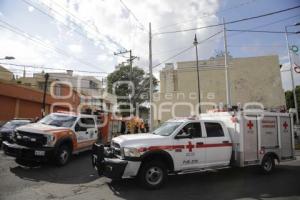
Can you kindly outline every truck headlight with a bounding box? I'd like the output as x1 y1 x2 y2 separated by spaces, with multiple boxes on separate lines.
45 135 56 146
10 131 17 142
123 147 141 158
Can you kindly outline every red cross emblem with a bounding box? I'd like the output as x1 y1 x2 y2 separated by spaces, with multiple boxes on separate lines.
283 122 288 129
186 141 195 152
247 121 254 129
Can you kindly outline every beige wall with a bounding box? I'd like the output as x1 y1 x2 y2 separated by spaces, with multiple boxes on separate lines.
0 66 13 81
153 55 286 125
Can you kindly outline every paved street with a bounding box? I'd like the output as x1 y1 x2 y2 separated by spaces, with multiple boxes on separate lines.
0 150 299 200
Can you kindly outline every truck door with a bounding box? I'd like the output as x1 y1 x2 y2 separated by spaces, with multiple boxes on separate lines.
74 117 98 148
173 122 206 170
204 122 232 166
260 116 278 149
243 117 259 163
280 117 293 159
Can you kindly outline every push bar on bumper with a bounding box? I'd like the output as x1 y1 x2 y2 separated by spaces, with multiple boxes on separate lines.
92 143 129 179
92 143 105 176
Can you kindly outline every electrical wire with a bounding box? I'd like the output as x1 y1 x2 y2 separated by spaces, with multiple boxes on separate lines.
0 20 108 74
227 29 297 34
156 0 258 30
21 0 124 52
119 0 146 31
153 30 222 69
0 62 108 74
154 5 300 35
132 31 223 101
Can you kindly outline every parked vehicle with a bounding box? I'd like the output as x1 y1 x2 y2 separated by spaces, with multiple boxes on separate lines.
0 119 32 146
3 112 98 166
92 111 295 189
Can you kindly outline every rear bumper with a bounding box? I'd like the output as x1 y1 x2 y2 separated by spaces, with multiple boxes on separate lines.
92 143 141 179
2 141 55 162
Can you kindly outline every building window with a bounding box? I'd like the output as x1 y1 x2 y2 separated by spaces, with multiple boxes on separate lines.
89 81 98 89
54 84 61 96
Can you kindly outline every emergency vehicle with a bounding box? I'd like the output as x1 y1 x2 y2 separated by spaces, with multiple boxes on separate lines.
3 112 98 166
92 111 295 189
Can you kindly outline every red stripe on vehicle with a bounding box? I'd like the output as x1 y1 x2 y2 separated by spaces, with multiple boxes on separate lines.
139 143 232 152
196 143 233 148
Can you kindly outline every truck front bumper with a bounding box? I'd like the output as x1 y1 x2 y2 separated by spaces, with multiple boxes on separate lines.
2 141 54 162
92 143 141 179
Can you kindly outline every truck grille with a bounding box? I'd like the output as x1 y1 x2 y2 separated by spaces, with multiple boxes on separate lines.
111 142 121 156
15 131 47 148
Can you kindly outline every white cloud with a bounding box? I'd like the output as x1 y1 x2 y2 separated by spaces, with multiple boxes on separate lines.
97 54 112 62
40 0 221 72
68 44 82 53
28 6 35 12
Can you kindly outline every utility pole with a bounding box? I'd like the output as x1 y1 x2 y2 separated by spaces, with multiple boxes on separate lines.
42 73 49 117
285 25 299 124
193 34 201 114
114 49 138 115
223 17 231 109
149 22 153 132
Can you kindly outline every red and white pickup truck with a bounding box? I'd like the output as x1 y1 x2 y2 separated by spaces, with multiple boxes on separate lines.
92 111 295 189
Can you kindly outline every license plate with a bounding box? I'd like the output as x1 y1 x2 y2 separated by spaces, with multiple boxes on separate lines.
35 150 45 156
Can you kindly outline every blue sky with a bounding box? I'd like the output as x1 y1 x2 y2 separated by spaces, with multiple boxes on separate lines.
0 0 299 90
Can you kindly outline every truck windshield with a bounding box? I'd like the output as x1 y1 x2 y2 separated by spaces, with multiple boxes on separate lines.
152 122 182 136
39 114 77 128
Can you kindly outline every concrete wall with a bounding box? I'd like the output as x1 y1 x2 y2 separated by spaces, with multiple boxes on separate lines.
154 55 286 125
0 66 13 81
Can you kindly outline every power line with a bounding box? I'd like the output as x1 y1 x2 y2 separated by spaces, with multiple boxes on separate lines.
153 31 223 69
132 31 223 102
227 29 298 34
46 0 126 51
1 81 106 91
154 5 300 35
21 0 124 52
156 0 258 30
227 13 300 38
228 44 286 47
152 46 194 69
0 20 108 73
0 62 108 74
119 0 146 31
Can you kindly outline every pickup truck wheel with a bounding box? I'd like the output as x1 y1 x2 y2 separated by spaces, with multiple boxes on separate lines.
138 161 167 189
55 145 71 166
260 156 275 174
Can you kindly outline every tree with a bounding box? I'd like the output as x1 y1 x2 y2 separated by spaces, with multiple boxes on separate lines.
285 90 294 110
285 86 300 115
209 50 232 60
107 65 158 116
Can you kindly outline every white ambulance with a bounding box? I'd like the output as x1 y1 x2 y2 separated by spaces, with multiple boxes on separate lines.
92 111 295 189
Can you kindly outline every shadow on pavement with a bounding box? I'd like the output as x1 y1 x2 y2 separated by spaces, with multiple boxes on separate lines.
9 151 98 184
107 165 300 200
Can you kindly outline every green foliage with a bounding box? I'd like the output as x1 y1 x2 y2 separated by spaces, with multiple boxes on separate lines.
107 65 158 116
285 86 300 114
